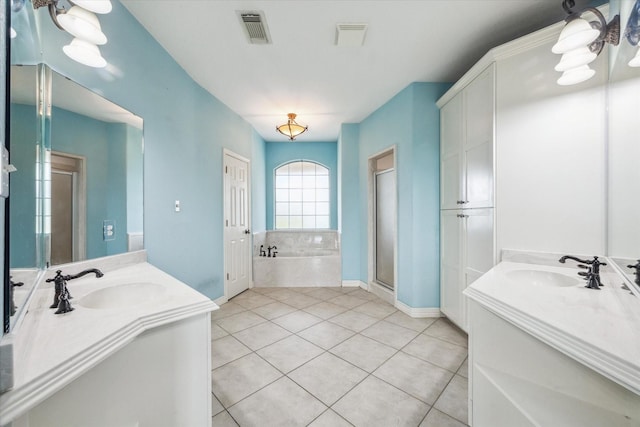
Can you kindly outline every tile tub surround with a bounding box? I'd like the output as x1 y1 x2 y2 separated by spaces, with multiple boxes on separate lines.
212 287 469 426
0 252 218 423
253 231 341 287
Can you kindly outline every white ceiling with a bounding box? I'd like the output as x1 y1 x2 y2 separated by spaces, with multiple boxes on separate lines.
120 0 570 142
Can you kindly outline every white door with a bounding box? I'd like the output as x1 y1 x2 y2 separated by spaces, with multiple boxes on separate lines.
224 152 251 299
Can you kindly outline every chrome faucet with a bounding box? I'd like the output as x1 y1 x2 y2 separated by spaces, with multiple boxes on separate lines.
259 245 267 257
46 268 104 314
627 260 640 285
559 255 607 290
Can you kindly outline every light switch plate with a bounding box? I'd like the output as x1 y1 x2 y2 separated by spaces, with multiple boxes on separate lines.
103 220 116 241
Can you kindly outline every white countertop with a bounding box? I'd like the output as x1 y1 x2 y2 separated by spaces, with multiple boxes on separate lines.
465 259 640 395
0 254 218 423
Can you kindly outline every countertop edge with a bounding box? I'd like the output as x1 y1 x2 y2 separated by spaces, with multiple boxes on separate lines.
465 286 640 395
0 299 217 423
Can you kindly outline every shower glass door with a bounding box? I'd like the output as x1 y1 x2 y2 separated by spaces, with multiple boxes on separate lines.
375 169 395 289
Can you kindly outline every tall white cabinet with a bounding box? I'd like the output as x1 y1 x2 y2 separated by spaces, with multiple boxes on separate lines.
439 64 495 332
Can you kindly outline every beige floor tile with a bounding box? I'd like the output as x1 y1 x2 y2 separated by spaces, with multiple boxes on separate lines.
211 302 247 321
457 357 468 378
251 287 280 294
333 376 430 427
352 301 397 319
374 352 454 404
303 301 349 319
295 286 323 294
232 322 291 351
434 375 469 424
279 293 323 309
211 323 229 340
424 318 468 348
216 311 267 334
329 310 379 332
228 377 326 426
361 320 419 349
289 352 367 405
231 293 277 309
420 408 468 427
267 288 303 301
251 301 297 320
211 336 252 369
348 288 381 301
271 310 322 333
385 311 437 332
330 334 396 373
257 335 324 373
308 409 353 427
305 288 343 301
211 353 282 407
328 294 369 309
297 321 355 350
212 410 239 426
212 393 224 416
403 334 467 372
336 286 359 294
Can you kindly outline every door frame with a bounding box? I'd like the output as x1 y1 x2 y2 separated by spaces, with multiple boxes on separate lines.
50 151 86 263
222 148 252 303
367 145 398 306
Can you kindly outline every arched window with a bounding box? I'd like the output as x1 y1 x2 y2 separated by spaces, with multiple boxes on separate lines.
275 161 330 229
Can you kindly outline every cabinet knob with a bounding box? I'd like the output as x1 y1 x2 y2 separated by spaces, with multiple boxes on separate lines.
457 214 468 218
456 200 469 204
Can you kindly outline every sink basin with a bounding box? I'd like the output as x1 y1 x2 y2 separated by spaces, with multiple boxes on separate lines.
79 283 167 309
506 270 580 287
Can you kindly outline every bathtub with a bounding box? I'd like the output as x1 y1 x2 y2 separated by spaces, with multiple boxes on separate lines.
252 231 341 287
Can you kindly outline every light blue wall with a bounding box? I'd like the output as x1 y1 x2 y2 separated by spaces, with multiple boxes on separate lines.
343 82 451 308
32 2 266 300
9 103 37 268
338 124 360 280
265 141 338 230
251 130 267 233
51 107 128 259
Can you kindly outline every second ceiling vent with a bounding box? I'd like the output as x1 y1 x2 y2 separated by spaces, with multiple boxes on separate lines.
237 11 272 44
335 23 368 47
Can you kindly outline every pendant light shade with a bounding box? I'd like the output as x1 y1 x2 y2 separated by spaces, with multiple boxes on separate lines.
276 113 308 141
63 38 107 68
58 6 107 45
552 18 600 54
554 46 597 71
72 0 112 14
557 65 596 86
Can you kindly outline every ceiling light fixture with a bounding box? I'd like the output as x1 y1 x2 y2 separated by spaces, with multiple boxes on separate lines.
625 0 640 67
276 113 308 141
552 0 619 85
32 0 111 68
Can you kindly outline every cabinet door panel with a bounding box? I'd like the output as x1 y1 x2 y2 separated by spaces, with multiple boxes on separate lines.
441 211 463 326
464 140 493 208
441 93 463 209
465 208 495 277
465 65 494 148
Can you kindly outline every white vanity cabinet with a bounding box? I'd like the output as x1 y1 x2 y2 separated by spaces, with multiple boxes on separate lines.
439 64 495 331
440 64 494 210
441 209 494 331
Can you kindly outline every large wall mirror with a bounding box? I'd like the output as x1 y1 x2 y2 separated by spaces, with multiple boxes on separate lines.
608 0 640 283
9 63 144 330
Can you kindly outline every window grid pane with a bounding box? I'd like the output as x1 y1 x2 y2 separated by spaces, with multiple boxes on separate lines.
274 161 330 229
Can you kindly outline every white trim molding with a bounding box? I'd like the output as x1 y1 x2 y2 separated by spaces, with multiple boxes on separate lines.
342 280 365 288
395 300 443 318
213 295 228 306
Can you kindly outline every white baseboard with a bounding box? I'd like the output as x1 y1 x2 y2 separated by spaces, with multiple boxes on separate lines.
369 281 394 305
395 300 443 318
213 295 228 306
342 280 366 288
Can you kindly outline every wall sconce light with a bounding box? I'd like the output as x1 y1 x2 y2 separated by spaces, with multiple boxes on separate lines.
32 0 112 68
552 0 620 85
276 113 308 141
625 0 640 67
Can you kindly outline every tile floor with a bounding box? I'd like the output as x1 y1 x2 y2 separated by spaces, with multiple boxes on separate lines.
211 286 469 427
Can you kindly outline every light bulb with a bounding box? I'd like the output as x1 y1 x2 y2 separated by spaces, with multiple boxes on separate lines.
552 18 600 54
555 46 597 72
63 38 107 68
557 65 596 86
71 0 112 14
629 48 640 68
58 6 107 45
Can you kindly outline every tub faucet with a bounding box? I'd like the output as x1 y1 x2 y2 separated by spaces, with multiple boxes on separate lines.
272 248 278 258
627 260 640 285
259 245 266 257
9 276 24 316
559 255 606 289
46 268 104 314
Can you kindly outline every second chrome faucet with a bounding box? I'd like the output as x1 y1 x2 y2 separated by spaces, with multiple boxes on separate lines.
559 255 607 290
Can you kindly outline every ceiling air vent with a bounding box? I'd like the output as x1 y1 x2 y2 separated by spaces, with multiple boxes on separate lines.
237 11 272 44
335 23 368 47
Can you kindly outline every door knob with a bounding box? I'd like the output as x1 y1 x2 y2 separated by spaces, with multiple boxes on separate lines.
244 229 251 234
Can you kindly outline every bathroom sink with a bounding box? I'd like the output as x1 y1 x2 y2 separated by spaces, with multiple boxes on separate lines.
505 270 580 287
79 282 167 309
